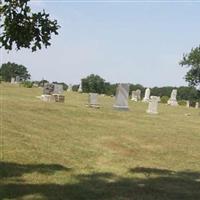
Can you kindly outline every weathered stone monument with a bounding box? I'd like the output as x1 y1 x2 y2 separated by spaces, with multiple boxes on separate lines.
43 83 54 95
52 84 65 102
41 83 64 103
143 88 151 102
53 84 63 94
167 89 178 106
195 102 199 109
78 83 82 93
113 83 129 110
147 96 159 114
87 93 100 108
67 84 72 92
131 89 141 101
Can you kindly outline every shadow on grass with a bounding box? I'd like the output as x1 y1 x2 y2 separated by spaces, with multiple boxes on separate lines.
0 161 71 179
1 163 200 200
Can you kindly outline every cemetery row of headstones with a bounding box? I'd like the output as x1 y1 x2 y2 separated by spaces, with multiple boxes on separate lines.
39 83 199 113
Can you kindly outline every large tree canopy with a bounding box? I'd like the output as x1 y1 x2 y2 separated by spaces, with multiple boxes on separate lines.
180 46 200 88
0 0 60 51
0 62 30 81
82 74 107 94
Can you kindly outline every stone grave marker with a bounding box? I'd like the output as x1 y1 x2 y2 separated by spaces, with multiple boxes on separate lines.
167 89 178 106
113 83 129 110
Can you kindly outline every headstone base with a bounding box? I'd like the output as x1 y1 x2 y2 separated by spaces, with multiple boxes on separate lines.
86 104 100 109
40 95 55 102
142 98 150 103
52 94 65 103
167 100 178 106
113 105 129 111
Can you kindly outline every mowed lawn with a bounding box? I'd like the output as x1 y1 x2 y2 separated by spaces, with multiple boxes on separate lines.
1 83 200 200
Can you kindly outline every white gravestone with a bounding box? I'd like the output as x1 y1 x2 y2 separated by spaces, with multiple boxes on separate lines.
67 84 72 92
195 102 199 109
113 83 129 110
131 91 138 101
143 88 151 102
186 101 190 108
11 77 15 84
167 89 178 106
150 96 160 102
88 93 100 108
40 95 55 102
78 84 82 93
147 96 159 114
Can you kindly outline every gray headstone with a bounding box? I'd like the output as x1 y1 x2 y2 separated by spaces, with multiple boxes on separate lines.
53 84 63 94
113 83 129 110
136 89 141 101
15 76 20 83
88 93 99 107
167 89 178 106
147 96 159 114
143 88 151 102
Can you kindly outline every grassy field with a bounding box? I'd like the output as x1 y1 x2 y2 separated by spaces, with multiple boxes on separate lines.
1 83 200 200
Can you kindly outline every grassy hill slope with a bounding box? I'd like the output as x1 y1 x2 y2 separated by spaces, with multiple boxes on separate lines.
1 83 200 200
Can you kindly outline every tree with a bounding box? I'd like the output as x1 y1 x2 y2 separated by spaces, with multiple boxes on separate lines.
82 74 106 94
0 62 30 82
0 0 60 51
180 46 200 88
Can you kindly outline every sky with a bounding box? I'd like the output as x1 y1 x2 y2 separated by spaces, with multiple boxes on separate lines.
1 0 200 87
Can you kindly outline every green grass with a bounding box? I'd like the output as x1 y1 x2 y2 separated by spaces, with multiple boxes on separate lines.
1 83 200 200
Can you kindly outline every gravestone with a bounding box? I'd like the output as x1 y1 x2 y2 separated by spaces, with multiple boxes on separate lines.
136 89 141 101
195 102 199 109
67 84 72 92
43 83 54 95
131 91 138 101
143 88 151 102
186 101 190 108
53 84 63 94
113 83 129 110
151 96 160 102
167 89 178 106
147 96 159 114
88 93 100 108
15 76 21 83
78 84 82 93
11 77 15 84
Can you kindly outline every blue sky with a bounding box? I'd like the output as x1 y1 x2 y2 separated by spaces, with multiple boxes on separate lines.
2 0 200 87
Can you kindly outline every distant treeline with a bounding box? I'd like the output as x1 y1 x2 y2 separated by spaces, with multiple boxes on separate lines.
46 74 200 101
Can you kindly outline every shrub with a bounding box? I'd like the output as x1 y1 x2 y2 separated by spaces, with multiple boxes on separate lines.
178 100 187 106
22 81 33 88
160 96 169 104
